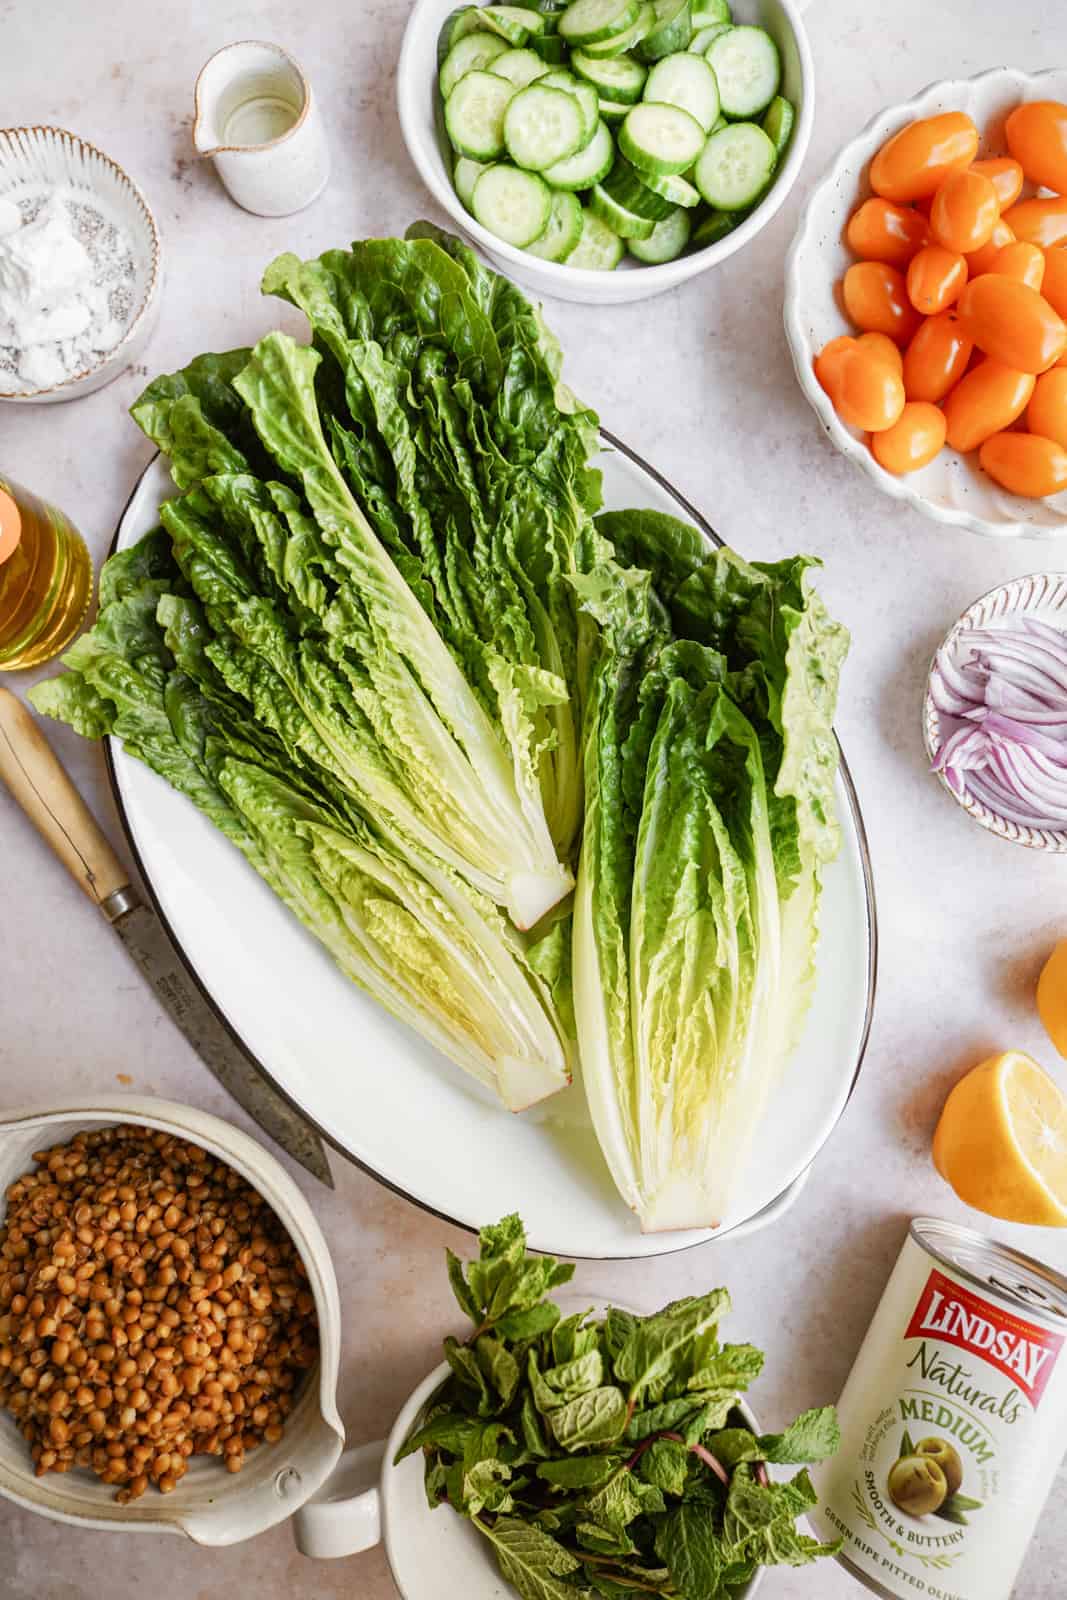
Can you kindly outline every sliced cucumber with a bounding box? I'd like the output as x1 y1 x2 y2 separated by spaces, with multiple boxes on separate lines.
690 0 730 24
504 83 586 169
531 32 569 61
693 120 775 207
491 47 551 87
571 49 647 101
708 113 727 134
440 32 510 98
542 117 615 186
600 156 675 219
590 182 656 237
634 0 693 62
690 205 740 248
539 70 600 143
559 0 640 43
598 97 633 123
526 187 585 258
445 70 516 159
706 24 779 117
689 21 731 50
472 163 552 244
640 166 701 205
578 1 655 56
628 204 691 260
643 50 719 131
618 101 705 175
453 155 492 209
438 7 485 66
566 207 625 267
480 5 548 43
762 93 795 158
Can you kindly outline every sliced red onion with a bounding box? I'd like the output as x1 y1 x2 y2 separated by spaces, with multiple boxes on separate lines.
982 714 1067 757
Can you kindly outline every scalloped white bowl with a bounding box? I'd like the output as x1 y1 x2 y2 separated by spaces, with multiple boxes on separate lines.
785 67 1067 539
923 572 1067 851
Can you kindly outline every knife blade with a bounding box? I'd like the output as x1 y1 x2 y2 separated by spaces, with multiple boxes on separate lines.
0 686 333 1188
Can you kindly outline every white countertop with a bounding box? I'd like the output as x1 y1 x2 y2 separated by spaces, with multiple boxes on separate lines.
3 0 1067 1595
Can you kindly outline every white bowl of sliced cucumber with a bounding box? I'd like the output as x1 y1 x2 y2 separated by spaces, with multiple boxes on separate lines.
398 0 815 303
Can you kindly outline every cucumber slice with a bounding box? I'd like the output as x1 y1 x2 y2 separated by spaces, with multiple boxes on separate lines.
600 156 675 219
709 113 727 133
690 205 740 248
566 207 625 267
559 0 640 44
618 101 705 175
762 93 795 158
453 155 492 209
480 5 548 43
571 49 647 102
634 0 693 62
639 166 701 205
643 50 720 131
689 21 731 50
531 32 569 61
690 0 729 24
628 204 692 261
542 118 615 186
504 83 586 169
440 32 510 98
590 182 656 237
472 163 552 244
598 97 633 124
578 1 655 56
445 70 516 159
539 70 600 143
438 7 485 66
491 47 551 87
526 187 585 258
706 24 780 117
693 120 776 207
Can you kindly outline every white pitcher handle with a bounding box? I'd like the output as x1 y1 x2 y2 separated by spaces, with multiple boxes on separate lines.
292 1439 386 1559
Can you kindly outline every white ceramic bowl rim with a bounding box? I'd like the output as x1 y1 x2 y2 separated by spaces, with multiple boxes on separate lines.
397 0 816 298
0 126 162 400
784 66 1067 540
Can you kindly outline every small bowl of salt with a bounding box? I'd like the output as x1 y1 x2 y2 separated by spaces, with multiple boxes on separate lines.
0 127 161 403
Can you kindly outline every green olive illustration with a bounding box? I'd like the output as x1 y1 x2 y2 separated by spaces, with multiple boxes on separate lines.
916 1437 963 1498
887 1454 948 1517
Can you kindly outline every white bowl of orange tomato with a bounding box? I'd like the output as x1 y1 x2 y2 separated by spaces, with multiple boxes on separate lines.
785 68 1067 539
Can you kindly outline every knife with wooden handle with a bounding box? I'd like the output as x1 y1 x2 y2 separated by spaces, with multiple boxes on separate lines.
0 687 333 1187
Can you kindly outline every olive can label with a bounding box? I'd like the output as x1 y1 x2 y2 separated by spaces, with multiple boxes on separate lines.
812 1228 1067 1600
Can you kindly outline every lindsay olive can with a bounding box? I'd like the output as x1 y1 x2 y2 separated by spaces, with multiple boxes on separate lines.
811 1217 1067 1600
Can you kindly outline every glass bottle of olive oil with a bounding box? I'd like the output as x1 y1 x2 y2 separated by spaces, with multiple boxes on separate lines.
0 474 92 669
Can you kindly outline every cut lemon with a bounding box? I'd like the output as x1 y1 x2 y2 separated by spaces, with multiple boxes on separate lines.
932 1051 1067 1227
1037 939 1067 1059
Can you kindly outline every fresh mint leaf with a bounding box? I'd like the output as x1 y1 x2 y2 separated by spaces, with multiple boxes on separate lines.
552 1310 598 1365
578 1521 637 1558
656 1501 724 1598
543 1349 604 1403
548 1387 628 1450
537 1455 625 1492
722 1466 819 1555
637 1438 690 1497
521 1392 551 1460
688 1343 765 1395
603 1306 639 1364
705 1429 763 1470
615 1293 731 1402
479 1515 583 1600
394 1411 512 1465
476 1335 521 1408
584 1471 645 1537
626 1398 708 1442
496 1302 562 1343
758 1406 840 1465
447 1247 480 1324
444 1336 495 1416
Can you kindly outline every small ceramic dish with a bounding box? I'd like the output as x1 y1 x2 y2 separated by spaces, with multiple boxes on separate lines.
397 0 815 306
923 572 1067 851
0 127 162 403
785 66 1067 539
0 1097 345 1544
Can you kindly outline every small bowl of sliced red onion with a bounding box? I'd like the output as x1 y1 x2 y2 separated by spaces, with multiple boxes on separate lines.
924 573 1067 852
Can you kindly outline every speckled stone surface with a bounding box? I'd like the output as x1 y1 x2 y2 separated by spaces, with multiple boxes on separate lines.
3 0 1067 1594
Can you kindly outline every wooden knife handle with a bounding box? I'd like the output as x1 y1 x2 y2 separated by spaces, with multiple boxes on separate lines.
0 687 131 914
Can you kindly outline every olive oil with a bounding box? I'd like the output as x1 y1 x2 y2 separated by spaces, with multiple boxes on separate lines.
0 475 92 669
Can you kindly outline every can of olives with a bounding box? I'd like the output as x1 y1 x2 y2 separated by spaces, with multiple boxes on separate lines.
811 1217 1067 1600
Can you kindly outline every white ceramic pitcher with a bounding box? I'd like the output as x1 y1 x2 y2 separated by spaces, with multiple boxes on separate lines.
193 41 330 216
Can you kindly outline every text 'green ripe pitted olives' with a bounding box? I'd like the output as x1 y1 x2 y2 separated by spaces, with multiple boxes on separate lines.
916 1437 964 1498
887 1454 948 1517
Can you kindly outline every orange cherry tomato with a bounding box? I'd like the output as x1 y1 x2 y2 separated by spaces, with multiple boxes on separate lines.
821 343 906 432
814 335 857 396
988 241 1046 290
870 402 947 475
969 157 1025 211
1040 246 1067 319
943 359 1036 452
843 261 922 343
902 309 973 402
978 431 1067 498
1002 197 1067 249
966 218 1016 275
1005 100 1067 196
906 245 968 314
929 170 1000 254
957 275 1067 373
857 331 904 373
845 198 930 265
869 113 979 203
1027 368 1067 448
